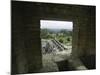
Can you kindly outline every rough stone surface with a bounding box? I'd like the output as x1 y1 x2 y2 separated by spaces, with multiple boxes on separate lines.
12 1 95 74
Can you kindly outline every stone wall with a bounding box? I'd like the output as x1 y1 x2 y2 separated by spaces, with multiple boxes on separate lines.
12 1 95 74
12 1 42 74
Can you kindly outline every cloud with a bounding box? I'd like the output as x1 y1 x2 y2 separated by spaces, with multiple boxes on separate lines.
40 20 73 30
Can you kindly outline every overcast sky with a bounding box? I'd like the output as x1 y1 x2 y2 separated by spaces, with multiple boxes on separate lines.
40 20 73 30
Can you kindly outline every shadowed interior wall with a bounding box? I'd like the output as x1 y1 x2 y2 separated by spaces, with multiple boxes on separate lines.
12 1 42 74
12 1 95 74
36 2 95 57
